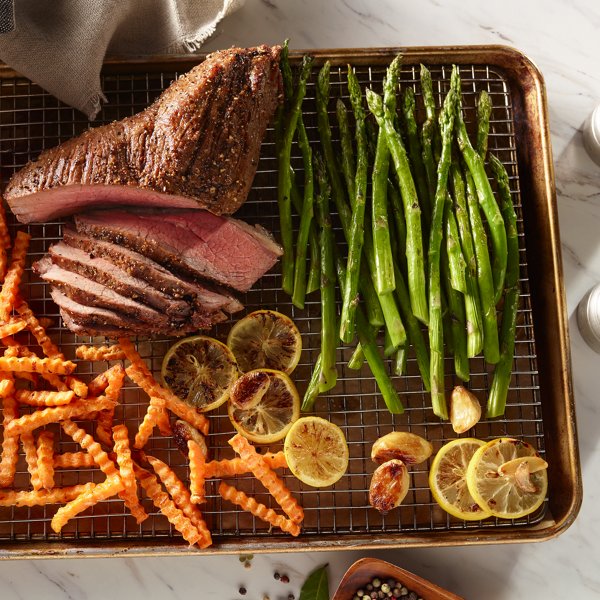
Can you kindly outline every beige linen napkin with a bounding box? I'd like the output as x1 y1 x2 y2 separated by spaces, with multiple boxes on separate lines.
0 0 244 119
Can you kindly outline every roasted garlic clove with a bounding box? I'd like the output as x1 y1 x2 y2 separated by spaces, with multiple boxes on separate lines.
371 431 433 465
172 420 208 459
449 386 482 434
498 456 548 492
368 459 410 514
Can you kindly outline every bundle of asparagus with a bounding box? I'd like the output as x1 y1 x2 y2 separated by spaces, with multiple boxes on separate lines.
276 45 519 420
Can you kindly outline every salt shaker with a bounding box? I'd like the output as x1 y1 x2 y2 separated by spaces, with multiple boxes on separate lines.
577 284 600 353
583 104 600 167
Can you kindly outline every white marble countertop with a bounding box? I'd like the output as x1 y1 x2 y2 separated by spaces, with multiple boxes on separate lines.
2 0 600 598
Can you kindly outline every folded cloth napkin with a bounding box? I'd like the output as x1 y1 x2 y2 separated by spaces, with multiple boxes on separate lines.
0 0 244 119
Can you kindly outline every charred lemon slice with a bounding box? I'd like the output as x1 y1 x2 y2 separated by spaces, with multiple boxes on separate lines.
227 310 302 374
228 368 300 444
465 437 548 520
284 416 349 488
161 335 239 412
429 438 492 521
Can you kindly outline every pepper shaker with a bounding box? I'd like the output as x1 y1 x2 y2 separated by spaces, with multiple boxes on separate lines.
577 284 600 353
583 104 600 167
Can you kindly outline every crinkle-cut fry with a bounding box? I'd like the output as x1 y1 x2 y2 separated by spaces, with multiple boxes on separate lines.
205 452 288 479
0 372 14 399
54 451 96 469
218 482 301 537
188 440 206 505
36 431 55 490
134 396 166 449
15 389 75 407
229 434 304 524
15 300 63 359
87 371 110 397
2 346 18 358
0 394 19 487
0 231 30 322
65 376 88 398
0 355 76 375
0 483 93 507
135 466 208 548
146 455 211 540
4 396 115 437
95 365 124 446
153 397 172 437
38 317 53 329
0 318 27 339
112 424 147 524
61 419 120 478
21 431 42 491
76 345 125 362
119 338 209 435
51 476 124 534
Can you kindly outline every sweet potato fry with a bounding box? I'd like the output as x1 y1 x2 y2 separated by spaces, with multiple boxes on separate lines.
0 231 30 322
76 345 125 361
0 355 76 375
229 434 304 524
21 431 42 491
15 390 75 407
36 431 55 490
205 452 287 478
0 394 19 487
0 318 27 339
61 420 120 479
119 338 209 435
112 424 147 524
53 451 96 469
146 454 211 541
218 482 300 537
0 483 93 507
134 396 166 449
51 476 124 534
16 300 63 358
188 440 206 505
135 466 208 548
4 396 114 437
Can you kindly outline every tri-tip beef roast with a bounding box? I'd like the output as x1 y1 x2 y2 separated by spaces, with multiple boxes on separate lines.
4 45 282 223
34 209 282 338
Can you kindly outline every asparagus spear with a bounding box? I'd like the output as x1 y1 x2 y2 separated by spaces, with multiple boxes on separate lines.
402 87 432 231
340 67 369 343
476 90 492 160
456 94 507 304
445 198 468 294
370 60 398 296
291 119 314 309
464 167 500 364
487 154 520 417
317 62 385 328
366 88 429 325
336 259 403 414
451 162 484 357
420 64 439 204
336 99 356 201
388 178 408 277
394 344 408 376
277 55 313 295
442 203 469 382
314 154 337 393
427 65 460 420
301 353 322 412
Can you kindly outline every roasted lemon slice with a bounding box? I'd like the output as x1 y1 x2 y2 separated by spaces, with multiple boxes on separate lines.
161 335 239 412
228 368 300 444
227 310 302 374
429 438 493 521
466 437 548 520
284 416 349 488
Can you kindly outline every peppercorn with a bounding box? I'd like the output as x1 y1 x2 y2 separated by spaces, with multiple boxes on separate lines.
372 578 381 589
407 593 417 600
367 584 374 591
400 587 408 596
288 594 295 600
381 583 390 594
274 572 280 580
239 587 247 596
280 574 290 584
357 591 365 598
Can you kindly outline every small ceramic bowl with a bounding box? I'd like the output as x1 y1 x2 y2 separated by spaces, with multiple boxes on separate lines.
332 557 463 600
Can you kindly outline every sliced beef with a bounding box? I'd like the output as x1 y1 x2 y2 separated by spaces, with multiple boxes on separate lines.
54 290 226 337
74 209 282 292
62 226 242 314
45 242 191 318
5 45 282 223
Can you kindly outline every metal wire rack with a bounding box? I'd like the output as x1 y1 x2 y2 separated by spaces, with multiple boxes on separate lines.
0 57 545 549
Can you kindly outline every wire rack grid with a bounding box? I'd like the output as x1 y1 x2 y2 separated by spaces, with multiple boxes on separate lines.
0 59 544 549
